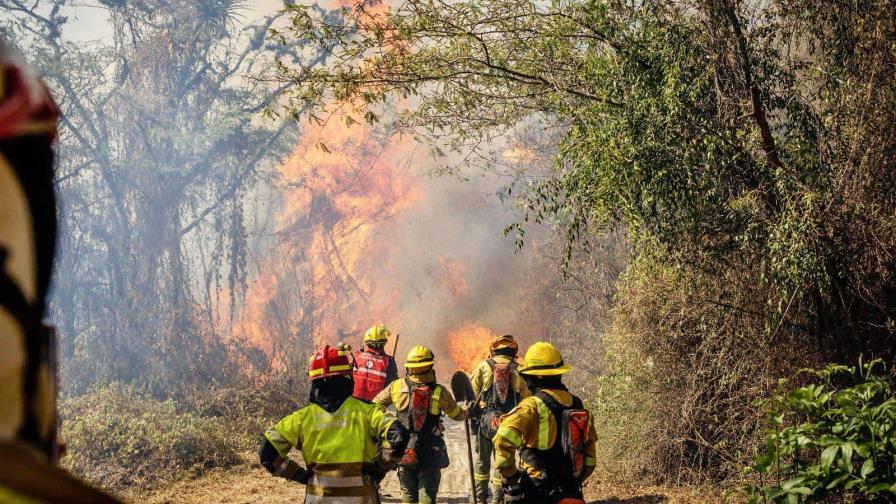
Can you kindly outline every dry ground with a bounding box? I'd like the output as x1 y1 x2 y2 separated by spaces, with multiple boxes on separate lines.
125 422 730 504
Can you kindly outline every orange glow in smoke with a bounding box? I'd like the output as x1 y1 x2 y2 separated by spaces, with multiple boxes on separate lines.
436 256 469 299
226 110 421 358
223 0 549 370
447 322 496 373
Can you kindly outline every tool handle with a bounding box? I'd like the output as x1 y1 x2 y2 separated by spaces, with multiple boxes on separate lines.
465 418 478 504
391 333 400 358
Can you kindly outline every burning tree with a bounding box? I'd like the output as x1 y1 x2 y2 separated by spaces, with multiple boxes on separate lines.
272 0 896 485
1 0 321 392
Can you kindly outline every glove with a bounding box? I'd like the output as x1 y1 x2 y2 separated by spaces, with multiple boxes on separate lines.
502 471 527 503
400 447 418 467
291 466 312 484
468 401 483 418
278 459 312 484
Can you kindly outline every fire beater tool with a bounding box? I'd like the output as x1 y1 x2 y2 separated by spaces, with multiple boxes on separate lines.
451 370 479 504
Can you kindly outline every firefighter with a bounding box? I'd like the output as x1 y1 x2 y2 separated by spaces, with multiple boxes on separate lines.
469 334 530 503
493 342 597 504
372 345 468 504
352 324 399 402
259 344 398 503
0 41 120 502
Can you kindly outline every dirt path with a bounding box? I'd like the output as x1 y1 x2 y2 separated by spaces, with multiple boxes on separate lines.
131 421 724 503
134 420 475 504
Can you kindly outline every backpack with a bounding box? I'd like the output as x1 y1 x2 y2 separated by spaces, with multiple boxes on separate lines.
479 359 519 439
519 391 591 491
397 380 449 469
352 349 391 401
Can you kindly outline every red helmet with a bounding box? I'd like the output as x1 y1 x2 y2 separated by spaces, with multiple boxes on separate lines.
0 54 59 139
308 345 353 381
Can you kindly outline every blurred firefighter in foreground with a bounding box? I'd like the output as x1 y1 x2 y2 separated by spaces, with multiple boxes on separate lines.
469 334 530 503
373 345 468 504
352 324 399 402
0 41 119 503
493 342 596 504
259 345 402 503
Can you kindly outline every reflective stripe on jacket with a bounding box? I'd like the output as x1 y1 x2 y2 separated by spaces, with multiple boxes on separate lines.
492 389 597 482
372 371 468 422
264 397 392 503
352 349 391 401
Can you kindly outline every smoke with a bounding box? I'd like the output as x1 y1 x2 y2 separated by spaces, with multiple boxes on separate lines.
228 115 556 376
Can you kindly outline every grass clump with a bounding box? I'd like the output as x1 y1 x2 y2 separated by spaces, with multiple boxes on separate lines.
61 382 241 490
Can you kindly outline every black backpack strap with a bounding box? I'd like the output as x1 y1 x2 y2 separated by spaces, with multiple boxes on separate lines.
535 390 566 419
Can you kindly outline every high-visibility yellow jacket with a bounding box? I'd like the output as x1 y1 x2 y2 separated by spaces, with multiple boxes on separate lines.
372 371 468 422
492 389 597 483
264 397 393 503
470 356 531 409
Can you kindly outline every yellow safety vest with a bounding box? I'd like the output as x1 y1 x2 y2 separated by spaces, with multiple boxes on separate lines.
265 397 390 503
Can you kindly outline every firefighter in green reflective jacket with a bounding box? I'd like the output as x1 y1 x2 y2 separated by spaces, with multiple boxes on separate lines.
259 345 399 503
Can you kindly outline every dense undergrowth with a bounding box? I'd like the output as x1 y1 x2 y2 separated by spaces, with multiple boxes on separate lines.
61 378 304 491
748 361 896 503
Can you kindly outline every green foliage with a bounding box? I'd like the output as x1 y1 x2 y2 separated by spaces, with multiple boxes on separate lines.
276 0 896 345
748 360 896 503
274 0 896 484
61 382 241 489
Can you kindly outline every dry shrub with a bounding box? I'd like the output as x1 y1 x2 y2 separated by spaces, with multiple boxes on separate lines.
592 260 821 486
61 382 241 490
60 374 307 492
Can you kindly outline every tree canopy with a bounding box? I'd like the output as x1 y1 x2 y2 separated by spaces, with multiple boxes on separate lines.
278 0 896 354
275 0 896 481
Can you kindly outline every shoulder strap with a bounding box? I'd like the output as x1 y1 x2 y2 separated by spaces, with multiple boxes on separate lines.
535 390 571 423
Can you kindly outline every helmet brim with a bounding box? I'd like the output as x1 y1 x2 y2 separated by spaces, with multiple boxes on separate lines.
404 360 435 369
519 363 570 376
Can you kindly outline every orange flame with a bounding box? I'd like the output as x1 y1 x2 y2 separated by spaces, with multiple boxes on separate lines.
221 1 554 372
447 322 496 373
222 110 422 361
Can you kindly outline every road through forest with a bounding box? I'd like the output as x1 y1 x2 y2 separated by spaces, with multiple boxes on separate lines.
137 420 473 504
134 420 717 503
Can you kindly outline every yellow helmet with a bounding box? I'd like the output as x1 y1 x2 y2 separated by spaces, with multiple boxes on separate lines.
490 334 519 354
519 342 570 376
364 324 391 344
405 345 435 369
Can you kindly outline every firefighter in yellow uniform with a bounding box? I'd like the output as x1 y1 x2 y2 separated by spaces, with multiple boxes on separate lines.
259 345 398 503
493 342 597 504
469 335 530 503
373 345 468 504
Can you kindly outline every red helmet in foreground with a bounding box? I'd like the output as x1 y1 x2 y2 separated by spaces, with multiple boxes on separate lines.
308 345 353 381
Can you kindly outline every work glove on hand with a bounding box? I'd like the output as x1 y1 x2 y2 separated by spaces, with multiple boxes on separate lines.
292 466 312 485
279 459 312 484
468 401 483 418
502 471 527 503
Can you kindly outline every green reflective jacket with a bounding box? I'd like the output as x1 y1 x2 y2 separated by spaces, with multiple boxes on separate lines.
265 397 394 503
